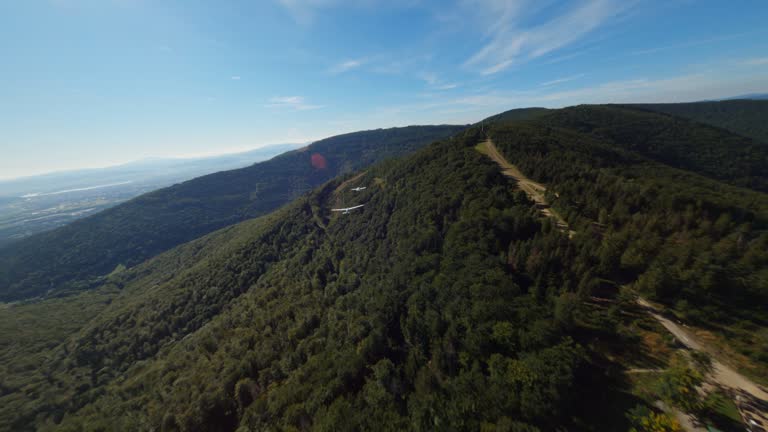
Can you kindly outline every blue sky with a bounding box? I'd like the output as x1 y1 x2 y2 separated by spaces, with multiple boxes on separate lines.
1 0 767 179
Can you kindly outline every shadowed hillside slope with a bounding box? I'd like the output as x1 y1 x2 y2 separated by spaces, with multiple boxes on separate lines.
2 129 594 431
627 99 768 144
0 125 465 301
3 105 768 430
490 109 768 379
481 107 550 124
536 105 768 192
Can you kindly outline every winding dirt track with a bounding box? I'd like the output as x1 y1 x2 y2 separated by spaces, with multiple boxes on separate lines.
637 298 768 402
478 137 767 428
478 139 575 237
638 298 768 430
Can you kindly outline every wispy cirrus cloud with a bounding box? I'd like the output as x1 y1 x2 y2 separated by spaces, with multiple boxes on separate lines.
328 55 460 91
372 64 768 126
542 48 592 65
436 83 460 90
742 57 768 66
419 72 460 91
540 74 585 87
265 96 324 111
277 0 329 23
329 58 365 74
523 72 768 106
630 32 752 56
420 72 439 86
278 0 418 23
465 0 631 75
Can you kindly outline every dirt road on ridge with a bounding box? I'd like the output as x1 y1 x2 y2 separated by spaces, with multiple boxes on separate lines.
477 139 574 237
638 298 768 430
478 137 768 428
637 298 768 402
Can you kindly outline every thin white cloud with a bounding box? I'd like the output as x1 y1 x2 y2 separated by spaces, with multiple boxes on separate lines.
370 61 405 75
329 59 365 74
525 75 767 106
420 72 439 86
630 32 752 56
419 72 460 90
265 96 324 111
277 0 320 23
542 48 591 65
465 0 631 75
742 57 768 66
231 76 241 80
372 63 768 126
278 0 418 23
540 74 585 87
369 54 434 75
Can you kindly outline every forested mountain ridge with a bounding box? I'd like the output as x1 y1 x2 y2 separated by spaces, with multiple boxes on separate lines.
0 125 465 302
626 99 768 144
1 203 315 430
532 105 768 192
2 104 768 430
480 107 550 124
489 110 768 374
2 129 593 431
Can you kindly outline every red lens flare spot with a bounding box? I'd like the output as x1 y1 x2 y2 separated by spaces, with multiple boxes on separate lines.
311 153 327 169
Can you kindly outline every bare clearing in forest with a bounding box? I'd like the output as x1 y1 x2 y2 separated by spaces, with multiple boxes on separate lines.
477 139 575 237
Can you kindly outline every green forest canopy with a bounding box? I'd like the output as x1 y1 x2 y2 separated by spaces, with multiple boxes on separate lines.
1 104 767 431
627 99 768 145
0 125 465 302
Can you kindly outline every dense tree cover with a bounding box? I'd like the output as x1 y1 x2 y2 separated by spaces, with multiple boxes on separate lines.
0 130 610 431
628 99 768 144
0 125 465 302
536 105 768 192
0 211 293 429
0 287 118 421
2 104 768 430
656 354 704 414
490 108 768 375
627 406 682 432
480 107 550 124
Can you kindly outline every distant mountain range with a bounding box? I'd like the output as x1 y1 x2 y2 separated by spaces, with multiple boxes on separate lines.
626 99 768 145
0 144 301 247
716 93 768 101
0 143 302 198
0 125 465 301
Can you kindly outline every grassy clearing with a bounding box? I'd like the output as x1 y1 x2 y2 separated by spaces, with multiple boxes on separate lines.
627 371 663 403
664 305 768 387
696 389 746 432
579 299 675 371
694 325 768 387
626 368 746 431
474 141 490 155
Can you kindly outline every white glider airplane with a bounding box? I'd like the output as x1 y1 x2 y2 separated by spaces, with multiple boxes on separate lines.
351 186 367 192
331 204 365 215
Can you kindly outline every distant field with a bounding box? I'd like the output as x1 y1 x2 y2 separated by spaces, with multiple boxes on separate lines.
0 182 152 247
0 144 300 247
